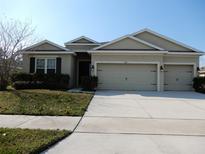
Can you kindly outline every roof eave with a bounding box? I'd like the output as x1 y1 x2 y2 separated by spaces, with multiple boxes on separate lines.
167 52 204 56
65 43 101 46
22 40 69 51
88 50 204 56
22 51 76 56
88 50 168 54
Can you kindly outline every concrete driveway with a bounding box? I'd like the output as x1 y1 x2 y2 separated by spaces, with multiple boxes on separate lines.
46 91 205 154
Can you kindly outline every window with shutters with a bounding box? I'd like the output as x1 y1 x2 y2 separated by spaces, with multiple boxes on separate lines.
36 58 56 74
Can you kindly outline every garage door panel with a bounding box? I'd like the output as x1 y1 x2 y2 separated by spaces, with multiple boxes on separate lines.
164 65 193 91
97 64 157 91
165 74 192 84
164 84 192 91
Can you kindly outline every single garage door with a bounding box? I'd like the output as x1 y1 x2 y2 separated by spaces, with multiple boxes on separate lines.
97 64 157 91
164 65 193 91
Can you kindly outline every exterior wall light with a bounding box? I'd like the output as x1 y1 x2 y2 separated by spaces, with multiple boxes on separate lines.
91 65 94 71
160 65 164 72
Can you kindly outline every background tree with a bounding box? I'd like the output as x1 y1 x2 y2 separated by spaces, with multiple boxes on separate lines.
0 18 36 90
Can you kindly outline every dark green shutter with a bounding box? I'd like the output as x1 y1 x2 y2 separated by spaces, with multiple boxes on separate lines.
56 57 61 74
30 57 35 73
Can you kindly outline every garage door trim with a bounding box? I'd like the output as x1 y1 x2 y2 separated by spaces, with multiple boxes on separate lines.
94 61 160 91
163 62 197 77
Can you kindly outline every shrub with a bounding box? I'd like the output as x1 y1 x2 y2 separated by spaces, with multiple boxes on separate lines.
81 76 98 91
0 79 8 91
12 73 70 90
13 81 44 89
193 77 205 93
11 73 32 82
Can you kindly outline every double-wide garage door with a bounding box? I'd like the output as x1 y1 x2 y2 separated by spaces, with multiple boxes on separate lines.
97 64 157 91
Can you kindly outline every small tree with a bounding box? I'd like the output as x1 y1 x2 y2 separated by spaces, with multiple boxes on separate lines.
0 18 35 90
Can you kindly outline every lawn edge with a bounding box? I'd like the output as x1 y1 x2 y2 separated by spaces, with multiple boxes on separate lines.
30 130 71 154
41 92 95 153
0 112 83 117
72 92 95 131
0 128 71 154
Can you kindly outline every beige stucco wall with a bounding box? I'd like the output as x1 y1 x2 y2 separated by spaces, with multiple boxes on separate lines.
61 54 75 87
91 54 199 68
91 54 162 63
22 54 30 73
135 32 192 51
22 53 75 88
163 55 199 66
101 38 155 50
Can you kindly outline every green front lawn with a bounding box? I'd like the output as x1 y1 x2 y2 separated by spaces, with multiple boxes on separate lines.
0 89 93 116
0 128 70 154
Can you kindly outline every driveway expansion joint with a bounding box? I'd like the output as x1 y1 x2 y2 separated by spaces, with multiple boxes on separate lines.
83 115 205 120
134 98 153 118
74 131 205 137
184 101 205 112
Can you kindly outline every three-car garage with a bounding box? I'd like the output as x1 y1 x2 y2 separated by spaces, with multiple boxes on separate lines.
95 62 195 91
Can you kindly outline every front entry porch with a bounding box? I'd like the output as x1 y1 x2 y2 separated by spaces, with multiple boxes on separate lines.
76 52 91 87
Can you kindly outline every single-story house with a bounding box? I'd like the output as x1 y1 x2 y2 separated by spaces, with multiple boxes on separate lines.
22 28 204 91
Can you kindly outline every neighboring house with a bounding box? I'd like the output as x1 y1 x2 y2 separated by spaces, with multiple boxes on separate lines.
22 28 204 91
199 67 205 77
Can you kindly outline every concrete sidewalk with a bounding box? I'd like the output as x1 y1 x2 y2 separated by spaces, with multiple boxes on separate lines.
0 115 81 131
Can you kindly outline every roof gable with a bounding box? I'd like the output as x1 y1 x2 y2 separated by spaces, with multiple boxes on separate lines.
94 35 163 50
65 36 99 45
132 28 200 52
74 38 94 43
23 40 68 51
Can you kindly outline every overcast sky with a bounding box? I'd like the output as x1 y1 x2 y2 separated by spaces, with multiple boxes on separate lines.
1 0 205 66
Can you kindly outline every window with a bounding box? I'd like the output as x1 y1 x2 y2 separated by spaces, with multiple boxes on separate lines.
47 59 56 74
36 58 56 74
36 59 45 74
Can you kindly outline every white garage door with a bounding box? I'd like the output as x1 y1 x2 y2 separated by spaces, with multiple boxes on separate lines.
164 65 193 91
97 64 157 91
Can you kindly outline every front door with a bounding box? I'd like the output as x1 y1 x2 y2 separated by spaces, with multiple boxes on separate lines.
78 61 91 86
